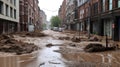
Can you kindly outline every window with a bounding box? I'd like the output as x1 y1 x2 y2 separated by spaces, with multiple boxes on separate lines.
102 0 105 12
0 1 3 14
93 2 98 15
10 7 13 18
109 0 112 10
14 0 16 6
14 9 16 19
10 0 13 4
6 4 9 16
118 0 120 7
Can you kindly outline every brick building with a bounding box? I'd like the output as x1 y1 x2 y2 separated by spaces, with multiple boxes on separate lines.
58 0 66 27
0 0 19 34
77 0 120 41
19 0 41 32
59 0 120 41
40 10 47 30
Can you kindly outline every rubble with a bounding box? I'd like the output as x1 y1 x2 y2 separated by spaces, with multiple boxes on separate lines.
71 36 81 42
58 37 70 40
84 43 118 52
0 34 39 55
14 31 47 37
69 43 76 47
89 36 101 41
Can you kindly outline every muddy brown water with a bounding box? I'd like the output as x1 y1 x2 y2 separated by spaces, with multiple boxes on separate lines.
0 30 120 67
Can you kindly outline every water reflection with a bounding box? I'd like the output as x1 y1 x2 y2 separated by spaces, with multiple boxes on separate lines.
38 46 66 67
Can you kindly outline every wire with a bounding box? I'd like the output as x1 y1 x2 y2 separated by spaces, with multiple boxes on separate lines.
41 8 58 12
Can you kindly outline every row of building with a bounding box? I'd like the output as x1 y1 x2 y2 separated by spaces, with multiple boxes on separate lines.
59 0 120 41
0 0 47 34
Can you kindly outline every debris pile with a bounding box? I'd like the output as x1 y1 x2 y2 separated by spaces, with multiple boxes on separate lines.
89 36 101 41
84 43 119 52
15 31 47 37
58 37 70 40
71 36 81 42
25 32 46 37
84 43 106 52
0 34 39 55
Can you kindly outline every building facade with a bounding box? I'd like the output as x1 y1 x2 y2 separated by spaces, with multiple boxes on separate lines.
78 0 120 41
19 0 41 32
59 0 120 41
40 10 47 30
0 0 19 34
58 0 66 27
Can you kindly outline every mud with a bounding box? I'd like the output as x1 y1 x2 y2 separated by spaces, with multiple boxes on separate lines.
14 31 47 37
0 34 39 55
0 30 120 67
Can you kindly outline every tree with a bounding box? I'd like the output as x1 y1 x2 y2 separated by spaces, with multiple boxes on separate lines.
50 16 61 27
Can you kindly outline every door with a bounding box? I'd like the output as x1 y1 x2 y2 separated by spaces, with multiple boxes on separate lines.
119 18 120 40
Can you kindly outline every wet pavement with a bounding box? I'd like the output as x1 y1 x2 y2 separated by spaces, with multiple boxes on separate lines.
1 30 120 67
14 30 69 67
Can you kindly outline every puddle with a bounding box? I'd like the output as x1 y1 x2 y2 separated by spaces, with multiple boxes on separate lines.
38 46 66 67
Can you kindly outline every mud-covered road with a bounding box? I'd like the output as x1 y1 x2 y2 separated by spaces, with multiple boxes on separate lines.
14 30 120 67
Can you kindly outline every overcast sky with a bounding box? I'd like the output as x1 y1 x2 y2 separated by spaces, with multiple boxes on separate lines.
38 0 63 21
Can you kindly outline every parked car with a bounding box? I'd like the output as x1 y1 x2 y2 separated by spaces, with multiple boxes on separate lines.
53 27 59 31
59 27 64 32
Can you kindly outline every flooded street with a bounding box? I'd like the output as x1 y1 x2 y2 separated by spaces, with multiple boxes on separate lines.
1 30 120 67
15 30 69 67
